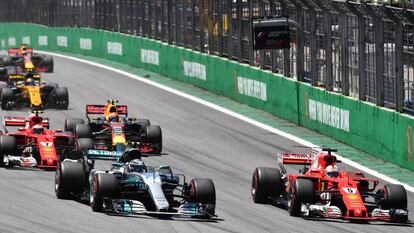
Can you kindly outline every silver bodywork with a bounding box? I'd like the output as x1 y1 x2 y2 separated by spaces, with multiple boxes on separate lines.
89 165 214 218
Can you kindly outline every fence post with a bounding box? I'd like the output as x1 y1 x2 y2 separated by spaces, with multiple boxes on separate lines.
374 16 384 106
358 15 366 101
217 0 223 56
310 9 317 86
395 21 404 112
296 6 304 81
236 0 243 62
325 11 333 91
341 13 349 96
227 0 233 59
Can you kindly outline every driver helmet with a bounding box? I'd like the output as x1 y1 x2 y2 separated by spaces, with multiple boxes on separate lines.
25 78 33 85
128 159 145 173
326 165 339 178
20 45 28 55
32 124 44 134
119 148 142 163
109 112 119 122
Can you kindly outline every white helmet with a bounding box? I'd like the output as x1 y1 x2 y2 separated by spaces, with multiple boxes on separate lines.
32 124 44 134
326 165 339 178
128 159 145 173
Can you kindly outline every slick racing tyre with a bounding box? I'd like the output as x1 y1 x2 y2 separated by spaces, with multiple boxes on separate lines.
251 167 283 204
288 178 314 216
54 87 69 109
380 184 407 210
145 125 162 154
0 87 14 110
42 55 54 73
90 173 117 212
189 178 216 217
76 138 94 153
136 119 151 127
64 118 84 132
0 56 13 66
0 136 16 167
55 161 85 199
75 124 92 138
189 178 216 205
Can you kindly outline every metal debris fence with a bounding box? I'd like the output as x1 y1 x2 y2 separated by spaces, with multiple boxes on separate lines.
1 0 414 113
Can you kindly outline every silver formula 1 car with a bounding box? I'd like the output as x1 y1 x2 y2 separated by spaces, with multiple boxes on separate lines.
54 146 216 218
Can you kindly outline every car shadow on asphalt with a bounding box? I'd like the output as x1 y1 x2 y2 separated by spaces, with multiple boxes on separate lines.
3 166 56 172
105 212 224 223
303 217 414 227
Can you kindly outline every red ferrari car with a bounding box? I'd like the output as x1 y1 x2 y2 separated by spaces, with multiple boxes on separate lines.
251 148 408 223
0 111 75 169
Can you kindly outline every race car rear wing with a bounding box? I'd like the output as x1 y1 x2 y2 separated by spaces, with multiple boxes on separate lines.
86 105 128 115
278 152 313 165
87 149 122 160
8 47 33 55
3 116 49 128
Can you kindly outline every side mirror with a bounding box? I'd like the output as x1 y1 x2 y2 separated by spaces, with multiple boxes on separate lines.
157 165 173 179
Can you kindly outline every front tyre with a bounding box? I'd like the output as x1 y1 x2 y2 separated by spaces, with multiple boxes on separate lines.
90 173 117 212
0 136 16 167
145 125 162 154
189 178 216 217
380 184 407 210
288 178 314 216
55 161 85 199
1 87 14 110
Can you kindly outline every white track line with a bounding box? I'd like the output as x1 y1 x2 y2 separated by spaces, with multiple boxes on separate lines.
40 50 414 193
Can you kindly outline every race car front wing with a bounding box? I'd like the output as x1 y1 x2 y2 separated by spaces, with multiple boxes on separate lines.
103 198 215 218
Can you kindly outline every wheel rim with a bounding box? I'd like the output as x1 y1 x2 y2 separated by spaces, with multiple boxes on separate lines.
54 169 61 192
251 172 258 196
90 176 97 204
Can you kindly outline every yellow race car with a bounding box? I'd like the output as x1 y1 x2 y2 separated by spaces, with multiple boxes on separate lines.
0 72 69 110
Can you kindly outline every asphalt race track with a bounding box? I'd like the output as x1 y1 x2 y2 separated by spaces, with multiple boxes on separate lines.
0 55 413 233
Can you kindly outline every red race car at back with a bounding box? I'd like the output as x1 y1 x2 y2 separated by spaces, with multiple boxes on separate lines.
0 111 76 169
251 148 409 223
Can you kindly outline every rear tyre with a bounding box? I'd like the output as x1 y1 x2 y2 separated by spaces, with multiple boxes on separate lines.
75 124 91 138
189 178 216 217
381 184 407 210
288 179 314 216
1 56 13 66
0 136 16 167
55 161 85 199
136 119 151 127
1 87 14 110
90 173 117 212
76 138 94 152
251 167 283 204
64 118 84 132
145 125 162 153
54 87 69 109
42 55 54 72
